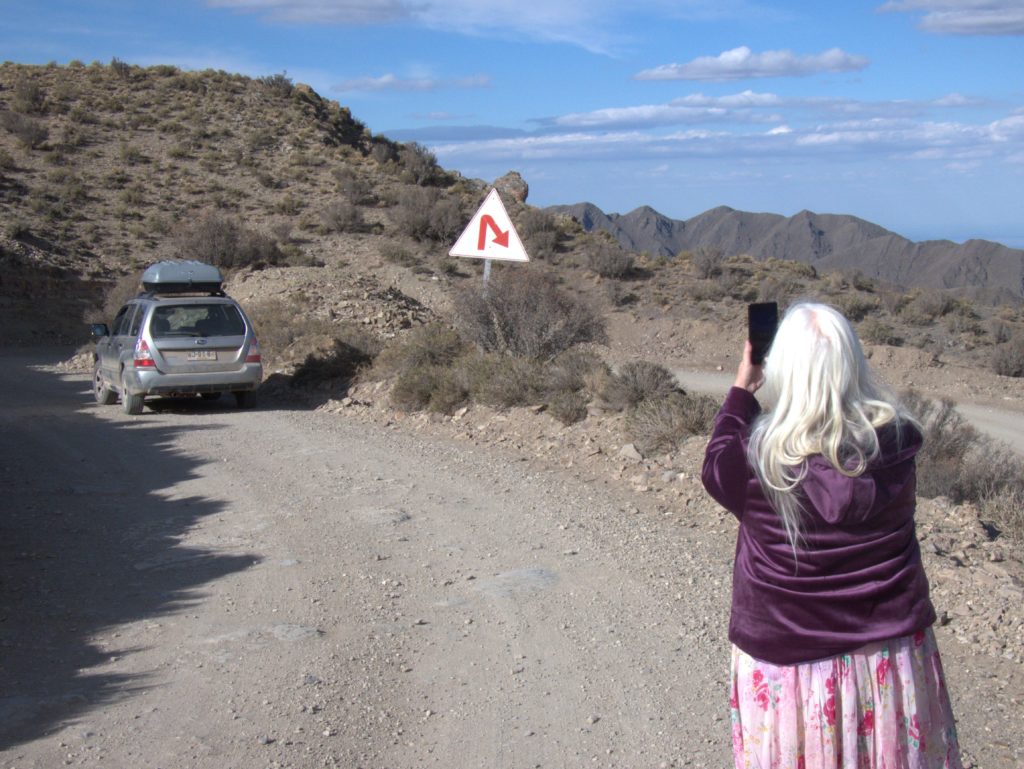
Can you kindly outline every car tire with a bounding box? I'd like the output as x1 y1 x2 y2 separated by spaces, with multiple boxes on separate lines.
93 363 116 405
121 373 144 415
233 391 254 409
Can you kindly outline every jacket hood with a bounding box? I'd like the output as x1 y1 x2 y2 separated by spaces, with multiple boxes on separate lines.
800 420 923 526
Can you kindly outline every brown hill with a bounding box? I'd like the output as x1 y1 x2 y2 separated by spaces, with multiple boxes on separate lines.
547 203 1024 304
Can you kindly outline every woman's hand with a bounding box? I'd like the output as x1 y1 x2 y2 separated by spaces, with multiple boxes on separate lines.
734 341 765 394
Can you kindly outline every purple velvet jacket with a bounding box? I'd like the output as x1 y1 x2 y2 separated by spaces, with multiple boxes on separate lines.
701 387 936 665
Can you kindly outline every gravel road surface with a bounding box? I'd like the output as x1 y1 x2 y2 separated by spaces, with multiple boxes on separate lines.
1 349 1021 768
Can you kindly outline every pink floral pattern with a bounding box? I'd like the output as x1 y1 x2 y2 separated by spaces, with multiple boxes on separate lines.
730 628 962 769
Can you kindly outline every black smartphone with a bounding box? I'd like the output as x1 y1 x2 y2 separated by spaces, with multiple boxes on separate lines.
748 302 779 365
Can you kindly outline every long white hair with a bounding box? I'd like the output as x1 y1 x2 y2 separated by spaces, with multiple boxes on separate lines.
748 302 911 550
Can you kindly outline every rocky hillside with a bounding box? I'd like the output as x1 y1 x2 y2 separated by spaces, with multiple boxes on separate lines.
547 202 1024 305
2 60 1023 384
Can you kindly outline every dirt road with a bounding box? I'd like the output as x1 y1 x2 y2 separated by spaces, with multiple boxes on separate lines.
1 349 1022 768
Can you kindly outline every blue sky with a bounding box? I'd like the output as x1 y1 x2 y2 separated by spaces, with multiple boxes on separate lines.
4 1 1024 246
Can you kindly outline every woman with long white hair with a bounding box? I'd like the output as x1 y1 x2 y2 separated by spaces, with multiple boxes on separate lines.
702 302 962 769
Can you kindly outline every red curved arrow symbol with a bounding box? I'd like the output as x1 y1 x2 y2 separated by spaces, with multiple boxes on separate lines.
477 215 510 250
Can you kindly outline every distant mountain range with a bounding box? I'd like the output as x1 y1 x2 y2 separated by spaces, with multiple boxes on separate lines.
545 203 1024 304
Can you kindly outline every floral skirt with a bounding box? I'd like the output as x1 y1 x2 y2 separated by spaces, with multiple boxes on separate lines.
730 628 962 769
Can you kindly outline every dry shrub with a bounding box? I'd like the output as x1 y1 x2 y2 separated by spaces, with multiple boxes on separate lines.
903 391 1024 540
835 294 879 322
586 242 634 278
391 365 467 413
979 486 1024 543
859 317 903 346
548 390 589 425
390 187 463 242
98 272 142 322
453 269 606 361
693 246 725 278
517 208 561 260
601 361 677 411
541 348 607 397
397 142 443 185
319 201 365 233
246 298 349 367
627 391 720 455
291 336 376 390
457 353 542 408
901 289 957 325
372 323 466 379
991 337 1024 377
175 211 282 270
0 111 48 149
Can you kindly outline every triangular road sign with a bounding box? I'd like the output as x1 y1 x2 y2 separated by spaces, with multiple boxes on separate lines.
449 188 530 262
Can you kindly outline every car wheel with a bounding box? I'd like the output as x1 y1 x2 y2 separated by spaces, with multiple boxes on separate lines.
233 391 254 409
93 363 116 405
121 373 144 415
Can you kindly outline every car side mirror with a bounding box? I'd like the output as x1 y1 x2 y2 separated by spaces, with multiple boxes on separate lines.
91 323 109 338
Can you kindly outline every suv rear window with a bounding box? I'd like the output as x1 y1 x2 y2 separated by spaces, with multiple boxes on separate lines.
150 303 246 338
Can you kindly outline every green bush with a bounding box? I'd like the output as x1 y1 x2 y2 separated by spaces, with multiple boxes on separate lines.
453 269 606 361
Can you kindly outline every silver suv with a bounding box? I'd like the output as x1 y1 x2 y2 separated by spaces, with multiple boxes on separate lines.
91 261 263 414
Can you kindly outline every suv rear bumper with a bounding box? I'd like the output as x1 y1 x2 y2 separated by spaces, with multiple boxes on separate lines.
124 365 263 396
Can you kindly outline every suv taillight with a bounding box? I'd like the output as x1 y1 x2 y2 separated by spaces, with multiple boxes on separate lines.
133 338 156 367
245 339 262 364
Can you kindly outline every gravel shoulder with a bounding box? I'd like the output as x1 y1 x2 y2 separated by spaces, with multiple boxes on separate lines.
1 348 1022 768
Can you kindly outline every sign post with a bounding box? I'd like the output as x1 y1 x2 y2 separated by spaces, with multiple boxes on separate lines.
449 188 530 287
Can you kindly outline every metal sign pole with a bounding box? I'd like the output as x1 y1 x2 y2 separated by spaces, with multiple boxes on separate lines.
483 259 492 285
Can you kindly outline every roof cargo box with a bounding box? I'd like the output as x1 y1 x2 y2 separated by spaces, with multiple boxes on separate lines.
142 260 224 294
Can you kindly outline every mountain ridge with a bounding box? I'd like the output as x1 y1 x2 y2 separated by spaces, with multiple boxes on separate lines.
545 202 1024 304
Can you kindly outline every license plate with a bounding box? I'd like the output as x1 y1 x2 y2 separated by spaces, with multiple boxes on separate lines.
187 350 217 361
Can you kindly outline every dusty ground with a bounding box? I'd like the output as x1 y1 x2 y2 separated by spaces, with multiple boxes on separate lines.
1 348 1022 769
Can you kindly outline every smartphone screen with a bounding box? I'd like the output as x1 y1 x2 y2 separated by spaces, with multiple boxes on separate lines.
748 302 779 365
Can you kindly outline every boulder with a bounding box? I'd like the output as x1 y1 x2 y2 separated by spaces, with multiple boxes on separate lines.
494 171 528 203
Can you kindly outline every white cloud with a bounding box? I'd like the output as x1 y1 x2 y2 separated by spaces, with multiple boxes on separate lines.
879 1 1024 35
205 0 738 53
671 90 783 107
634 46 869 81
553 104 728 129
333 72 490 93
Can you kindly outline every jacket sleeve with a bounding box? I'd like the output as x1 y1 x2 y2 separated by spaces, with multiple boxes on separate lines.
701 387 761 519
